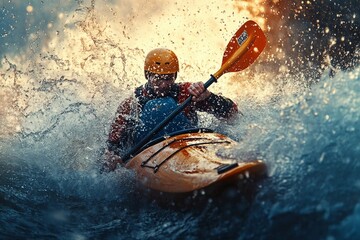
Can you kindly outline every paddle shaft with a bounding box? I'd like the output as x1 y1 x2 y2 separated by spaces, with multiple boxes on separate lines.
122 75 218 163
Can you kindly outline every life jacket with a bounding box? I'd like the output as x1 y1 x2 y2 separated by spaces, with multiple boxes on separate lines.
134 96 194 142
134 82 199 125
107 82 238 155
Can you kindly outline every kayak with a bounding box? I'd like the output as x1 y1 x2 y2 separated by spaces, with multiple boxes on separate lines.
125 129 267 193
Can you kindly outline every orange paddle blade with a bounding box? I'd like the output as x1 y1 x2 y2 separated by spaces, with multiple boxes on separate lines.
221 20 267 74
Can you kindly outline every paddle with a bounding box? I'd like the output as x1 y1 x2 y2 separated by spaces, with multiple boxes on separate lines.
122 20 267 163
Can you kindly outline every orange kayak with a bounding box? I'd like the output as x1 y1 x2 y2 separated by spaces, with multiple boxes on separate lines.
125 130 267 193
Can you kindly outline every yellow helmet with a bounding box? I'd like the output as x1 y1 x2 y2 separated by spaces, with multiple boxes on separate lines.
144 48 179 74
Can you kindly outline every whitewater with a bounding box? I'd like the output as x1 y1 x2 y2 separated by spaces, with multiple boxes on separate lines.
1 0 360 239
1 59 359 239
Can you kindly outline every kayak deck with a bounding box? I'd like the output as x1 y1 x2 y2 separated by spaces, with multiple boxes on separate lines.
125 131 266 193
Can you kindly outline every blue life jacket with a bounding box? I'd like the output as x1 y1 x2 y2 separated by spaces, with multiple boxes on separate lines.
134 97 194 142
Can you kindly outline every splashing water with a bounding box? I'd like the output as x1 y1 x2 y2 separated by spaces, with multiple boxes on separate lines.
1 0 360 239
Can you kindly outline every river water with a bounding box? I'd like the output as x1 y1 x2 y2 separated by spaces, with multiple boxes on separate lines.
1 0 359 239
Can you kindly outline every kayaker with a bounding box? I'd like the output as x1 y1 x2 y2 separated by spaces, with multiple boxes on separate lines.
102 48 238 172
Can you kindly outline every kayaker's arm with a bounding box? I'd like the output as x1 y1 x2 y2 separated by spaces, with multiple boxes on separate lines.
100 149 124 172
102 97 138 172
198 92 238 119
107 97 137 154
187 82 238 119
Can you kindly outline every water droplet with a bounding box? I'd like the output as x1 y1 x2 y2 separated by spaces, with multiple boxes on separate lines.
26 5 34 13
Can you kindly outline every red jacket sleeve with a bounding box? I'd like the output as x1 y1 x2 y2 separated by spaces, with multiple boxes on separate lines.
107 97 137 153
196 93 238 119
178 83 238 120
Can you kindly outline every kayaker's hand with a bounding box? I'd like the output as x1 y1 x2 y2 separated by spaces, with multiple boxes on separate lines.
100 149 123 173
188 82 211 102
